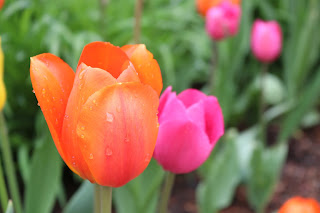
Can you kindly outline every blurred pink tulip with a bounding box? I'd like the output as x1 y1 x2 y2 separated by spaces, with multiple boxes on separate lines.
153 86 224 174
205 1 241 41
251 19 282 63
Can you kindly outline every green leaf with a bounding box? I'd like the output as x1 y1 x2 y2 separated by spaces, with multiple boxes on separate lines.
197 130 241 213
63 181 94 213
113 159 165 213
24 126 63 213
247 143 287 213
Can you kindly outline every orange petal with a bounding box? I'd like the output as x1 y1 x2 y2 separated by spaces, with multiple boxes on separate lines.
30 54 75 163
117 62 140 83
197 0 241 16
76 82 159 187
61 64 117 182
78 41 130 78
121 44 163 96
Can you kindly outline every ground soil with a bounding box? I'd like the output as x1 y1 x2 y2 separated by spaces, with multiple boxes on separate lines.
167 125 320 213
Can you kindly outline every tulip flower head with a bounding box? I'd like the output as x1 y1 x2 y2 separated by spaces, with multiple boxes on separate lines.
205 1 241 41
251 19 282 63
0 37 6 110
279 197 320 213
0 0 4 9
30 41 162 187
196 0 241 17
153 87 224 174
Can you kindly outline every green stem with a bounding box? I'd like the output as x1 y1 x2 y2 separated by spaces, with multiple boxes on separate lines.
0 112 22 213
209 41 218 94
94 184 112 213
158 172 175 213
134 0 144 43
0 157 8 212
99 0 108 29
259 64 268 144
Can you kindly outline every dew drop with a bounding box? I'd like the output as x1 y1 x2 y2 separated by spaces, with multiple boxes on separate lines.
93 99 97 104
156 123 160 128
32 90 35 93
42 89 46 96
79 73 83 80
124 137 130 143
80 126 85 131
145 153 150 162
105 147 113 156
37 103 40 106
89 106 93 111
80 134 85 139
106 112 114 122
89 153 94 159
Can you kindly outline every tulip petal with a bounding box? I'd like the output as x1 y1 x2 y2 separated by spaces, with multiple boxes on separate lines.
186 100 205 131
204 96 224 143
30 54 75 162
121 44 163 96
76 82 159 187
177 89 207 108
154 119 212 174
158 86 173 116
158 92 187 124
117 62 140 83
78 42 130 78
61 64 117 182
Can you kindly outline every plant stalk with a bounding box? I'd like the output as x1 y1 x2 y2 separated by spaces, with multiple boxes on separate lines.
0 112 22 213
134 0 144 43
0 156 8 212
259 64 268 144
94 184 112 213
159 172 175 213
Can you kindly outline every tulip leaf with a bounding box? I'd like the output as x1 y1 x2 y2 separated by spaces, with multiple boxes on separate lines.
247 143 287 213
196 130 241 213
63 181 94 213
113 159 165 213
24 125 63 213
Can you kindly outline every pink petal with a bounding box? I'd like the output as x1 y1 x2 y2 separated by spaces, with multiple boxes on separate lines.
153 119 213 174
158 86 172 115
186 100 205 131
158 92 187 124
204 96 224 144
177 89 207 108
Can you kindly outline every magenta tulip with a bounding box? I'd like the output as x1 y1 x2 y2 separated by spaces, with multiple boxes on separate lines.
205 1 241 41
153 86 224 174
251 19 282 63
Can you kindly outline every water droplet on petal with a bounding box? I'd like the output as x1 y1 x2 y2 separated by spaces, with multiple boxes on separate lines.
106 112 114 122
105 147 113 156
145 153 150 162
80 134 85 139
37 103 40 106
156 123 160 128
89 106 93 111
32 90 35 93
81 126 85 131
89 153 93 159
93 99 97 105
124 136 130 143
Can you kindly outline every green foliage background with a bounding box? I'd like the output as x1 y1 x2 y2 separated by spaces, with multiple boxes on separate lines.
0 0 319 212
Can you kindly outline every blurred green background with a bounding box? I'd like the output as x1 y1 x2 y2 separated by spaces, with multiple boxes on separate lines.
0 0 319 212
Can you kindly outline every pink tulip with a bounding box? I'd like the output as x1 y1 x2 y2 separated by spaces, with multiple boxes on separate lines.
205 1 241 41
153 86 224 174
251 19 282 63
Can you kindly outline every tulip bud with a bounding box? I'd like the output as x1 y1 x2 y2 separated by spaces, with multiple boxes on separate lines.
196 0 241 17
205 1 241 41
251 19 282 63
0 37 6 110
153 87 224 174
279 197 320 213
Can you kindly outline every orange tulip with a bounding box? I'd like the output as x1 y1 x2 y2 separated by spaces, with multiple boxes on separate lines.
0 0 4 9
196 0 241 17
279 197 320 213
30 41 162 187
